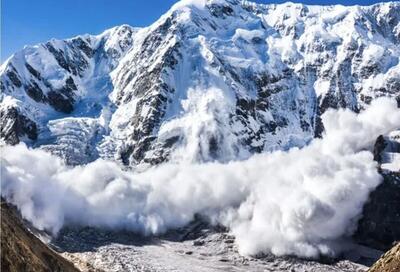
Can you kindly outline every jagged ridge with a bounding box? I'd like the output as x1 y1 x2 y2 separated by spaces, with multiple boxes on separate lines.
1 0 399 166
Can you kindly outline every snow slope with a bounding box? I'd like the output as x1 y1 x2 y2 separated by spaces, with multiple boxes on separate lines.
0 25 139 164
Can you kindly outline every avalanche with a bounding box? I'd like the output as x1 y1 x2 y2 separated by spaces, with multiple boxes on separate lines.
2 97 400 258
1 0 400 261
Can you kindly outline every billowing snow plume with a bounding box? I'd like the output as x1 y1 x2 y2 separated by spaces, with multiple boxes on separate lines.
1 97 400 258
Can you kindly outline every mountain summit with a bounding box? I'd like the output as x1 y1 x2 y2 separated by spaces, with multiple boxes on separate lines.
1 0 399 166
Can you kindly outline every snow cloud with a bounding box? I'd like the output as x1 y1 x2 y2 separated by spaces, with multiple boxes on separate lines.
1 97 400 258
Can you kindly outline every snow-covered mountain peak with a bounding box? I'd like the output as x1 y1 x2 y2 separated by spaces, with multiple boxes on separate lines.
0 23 141 162
171 0 239 11
96 24 140 57
1 0 399 166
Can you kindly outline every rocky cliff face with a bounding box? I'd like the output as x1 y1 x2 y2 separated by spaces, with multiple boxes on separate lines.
0 25 139 164
355 132 400 251
0 200 80 272
368 243 400 272
1 0 399 166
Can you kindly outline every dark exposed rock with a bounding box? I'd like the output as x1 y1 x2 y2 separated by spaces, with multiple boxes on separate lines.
47 91 74 113
25 63 42 80
40 77 77 113
355 131 400 251
20 73 76 113
0 107 37 145
373 135 387 163
360 63 380 79
163 135 180 148
6 66 22 88
354 171 400 251
360 94 373 105
236 98 256 115
65 77 78 91
120 145 135 165
209 4 234 18
139 136 181 165
72 37 94 58
45 41 89 77
26 81 46 102
46 42 71 73
130 136 157 163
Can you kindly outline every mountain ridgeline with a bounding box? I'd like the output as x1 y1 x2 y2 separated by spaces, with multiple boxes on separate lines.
1 0 399 166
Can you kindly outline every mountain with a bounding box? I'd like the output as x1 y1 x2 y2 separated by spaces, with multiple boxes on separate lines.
0 24 139 164
1 0 399 166
368 242 400 272
1 1 400 271
0 200 81 272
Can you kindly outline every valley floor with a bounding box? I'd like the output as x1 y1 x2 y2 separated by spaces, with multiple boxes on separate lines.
53 221 380 272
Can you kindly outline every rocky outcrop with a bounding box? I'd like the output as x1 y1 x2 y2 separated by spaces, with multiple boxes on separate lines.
355 172 400 250
355 133 400 251
368 243 400 272
0 200 80 272
0 106 37 145
0 25 139 149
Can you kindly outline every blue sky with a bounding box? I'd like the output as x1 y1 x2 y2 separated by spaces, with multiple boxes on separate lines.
1 0 393 62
